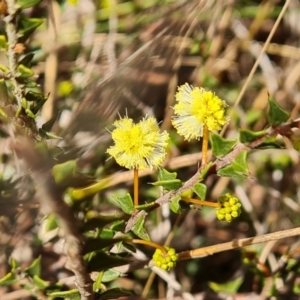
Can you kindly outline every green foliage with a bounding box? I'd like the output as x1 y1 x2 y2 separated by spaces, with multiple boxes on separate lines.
132 214 150 241
268 97 290 126
112 193 134 214
1 1 299 299
217 151 250 178
210 132 237 157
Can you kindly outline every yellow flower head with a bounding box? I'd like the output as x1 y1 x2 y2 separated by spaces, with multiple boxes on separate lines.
172 83 228 141
107 116 169 170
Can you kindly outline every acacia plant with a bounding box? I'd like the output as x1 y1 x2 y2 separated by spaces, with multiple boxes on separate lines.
0 1 300 300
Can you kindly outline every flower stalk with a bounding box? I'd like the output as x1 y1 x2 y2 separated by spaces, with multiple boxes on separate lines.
134 168 139 206
181 197 220 208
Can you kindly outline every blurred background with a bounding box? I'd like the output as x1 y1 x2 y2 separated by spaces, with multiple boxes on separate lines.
1 0 300 299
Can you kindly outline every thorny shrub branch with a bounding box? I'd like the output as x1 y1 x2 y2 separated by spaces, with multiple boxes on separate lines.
125 119 299 232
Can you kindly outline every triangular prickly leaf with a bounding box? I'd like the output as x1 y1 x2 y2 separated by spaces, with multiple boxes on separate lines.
110 220 126 231
217 151 250 178
41 111 60 132
239 129 266 144
289 133 300 152
169 195 181 214
99 288 132 299
83 237 124 255
268 97 290 126
112 193 134 215
82 215 123 232
102 269 123 283
87 251 128 272
17 64 34 78
157 166 178 181
0 272 18 286
122 241 136 253
0 35 7 50
10 257 19 270
132 215 150 241
25 90 45 102
26 256 41 277
210 132 237 158
18 17 44 43
193 183 207 200
100 228 115 239
17 0 43 9
152 179 182 191
32 275 49 290
52 160 77 185
48 289 81 300
18 52 35 66
45 214 58 231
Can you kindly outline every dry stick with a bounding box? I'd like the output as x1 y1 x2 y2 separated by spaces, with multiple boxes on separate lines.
221 0 291 136
177 227 300 260
13 139 94 300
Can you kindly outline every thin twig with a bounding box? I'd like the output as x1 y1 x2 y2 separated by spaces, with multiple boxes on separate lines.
177 227 300 260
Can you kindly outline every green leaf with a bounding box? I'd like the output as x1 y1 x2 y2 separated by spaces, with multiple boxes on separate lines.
87 251 128 272
209 277 243 293
17 0 43 9
45 214 58 231
25 90 45 102
210 132 237 158
48 289 81 300
41 111 59 132
18 53 35 66
132 215 150 241
26 256 41 277
83 237 124 255
157 166 178 181
17 64 34 78
267 98 290 126
10 257 19 270
99 288 132 299
169 195 181 214
39 129 62 140
239 129 266 144
0 35 7 50
112 193 134 214
109 220 125 231
217 151 250 179
52 160 77 185
82 215 123 232
0 79 9 104
152 179 182 191
0 272 18 286
193 183 207 200
18 17 44 43
102 269 123 283
32 275 49 290
100 228 115 239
